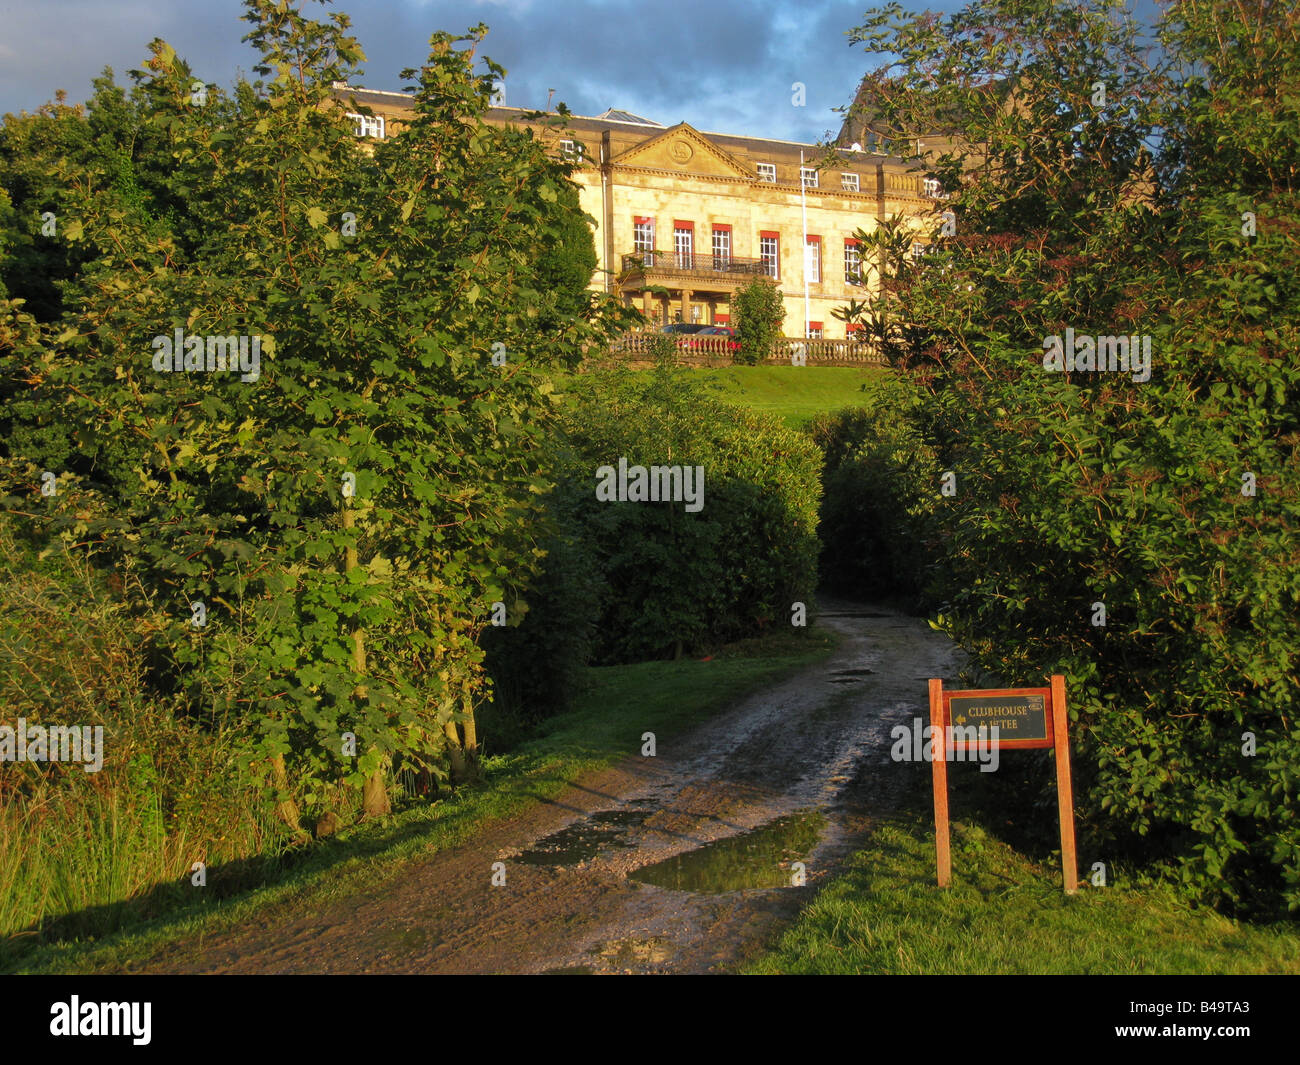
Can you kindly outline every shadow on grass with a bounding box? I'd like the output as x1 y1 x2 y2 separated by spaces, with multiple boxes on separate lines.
0 762 573 973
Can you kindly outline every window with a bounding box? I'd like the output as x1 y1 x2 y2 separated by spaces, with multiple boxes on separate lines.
844 239 862 285
712 226 731 269
911 241 927 261
804 235 821 283
801 167 819 189
347 112 384 139
841 172 860 192
674 224 694 269
759 232 780 279
560 139 583 161
756 162 777 183
807 322 823 339
634 216 655 266
924 177 943 198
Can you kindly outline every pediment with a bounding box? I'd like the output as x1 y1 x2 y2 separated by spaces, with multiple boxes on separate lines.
612 123 755 180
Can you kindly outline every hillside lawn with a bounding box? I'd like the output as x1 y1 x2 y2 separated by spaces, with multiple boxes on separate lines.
746 818 1300 974
573 363 891 429
684 365 891 428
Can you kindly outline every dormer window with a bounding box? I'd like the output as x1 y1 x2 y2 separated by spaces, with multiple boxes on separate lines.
801 167 819 189
841 172 860 192
756 162 777 183
347 112 384 139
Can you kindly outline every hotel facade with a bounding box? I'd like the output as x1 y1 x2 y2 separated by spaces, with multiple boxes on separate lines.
332 86 944 339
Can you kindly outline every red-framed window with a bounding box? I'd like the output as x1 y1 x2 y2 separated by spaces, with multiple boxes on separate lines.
805 234 822 283
759 230 780 279
844 237 862 285
711 223 732 267
633 216 655 250
632 216 656 267
673 221 694 268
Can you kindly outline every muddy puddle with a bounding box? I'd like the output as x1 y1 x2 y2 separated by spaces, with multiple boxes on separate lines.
628 812 826 893
516 802 655 865
818 611 894 619
130 598 966 975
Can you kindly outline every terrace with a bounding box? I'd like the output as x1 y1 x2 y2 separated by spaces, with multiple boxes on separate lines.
619 251 771 284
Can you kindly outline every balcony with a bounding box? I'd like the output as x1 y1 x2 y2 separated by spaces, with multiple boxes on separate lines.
620 251 772 285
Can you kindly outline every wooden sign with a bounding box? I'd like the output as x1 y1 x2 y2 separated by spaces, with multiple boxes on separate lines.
946 689 1050 748
928 675 1078 894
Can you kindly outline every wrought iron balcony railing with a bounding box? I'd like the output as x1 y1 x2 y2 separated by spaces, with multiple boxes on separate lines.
620 251 773 280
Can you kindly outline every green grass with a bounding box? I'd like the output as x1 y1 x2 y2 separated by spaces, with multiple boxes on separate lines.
684 365 890 428
745 817 1300 975
571 362 890 429
8 627 838 975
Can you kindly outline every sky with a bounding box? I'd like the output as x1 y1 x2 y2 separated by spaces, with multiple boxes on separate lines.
0 0 975 145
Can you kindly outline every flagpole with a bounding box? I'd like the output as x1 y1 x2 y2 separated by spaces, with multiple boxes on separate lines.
800 149 810 338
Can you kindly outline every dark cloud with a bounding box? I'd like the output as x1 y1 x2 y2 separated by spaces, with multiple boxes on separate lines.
0 0 250 113
0 0 910 142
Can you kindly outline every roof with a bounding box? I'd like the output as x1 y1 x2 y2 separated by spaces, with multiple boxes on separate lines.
593 108 664 127
703 129 886 165
327 86 901 166
331 84 414 108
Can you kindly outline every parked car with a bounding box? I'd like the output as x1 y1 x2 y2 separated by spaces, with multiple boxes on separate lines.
684 325 741 352
660 322 710 335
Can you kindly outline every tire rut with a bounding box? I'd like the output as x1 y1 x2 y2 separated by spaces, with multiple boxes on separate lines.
128 599 963 974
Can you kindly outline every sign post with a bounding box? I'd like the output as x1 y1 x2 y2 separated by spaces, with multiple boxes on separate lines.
928 679 951 887
927 674 1077 894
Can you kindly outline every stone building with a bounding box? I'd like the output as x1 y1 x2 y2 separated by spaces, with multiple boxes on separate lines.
331 85 945 339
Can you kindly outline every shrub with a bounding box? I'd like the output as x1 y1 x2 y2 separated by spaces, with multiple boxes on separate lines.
842 0 1300 914
549 358 821 663
807 389 940 602
481 511 602 730
732 276 786 365
0 517 275 962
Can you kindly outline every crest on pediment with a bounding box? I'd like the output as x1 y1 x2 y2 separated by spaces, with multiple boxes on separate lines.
612 123 756 180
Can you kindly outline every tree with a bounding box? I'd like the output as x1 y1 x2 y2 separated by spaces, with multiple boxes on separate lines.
840 0 1300 915
0 1 630 831
831 215 928 363
535 179 598 325
731 275 785 364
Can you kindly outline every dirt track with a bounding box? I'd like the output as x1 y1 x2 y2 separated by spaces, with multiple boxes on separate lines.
129 601 962 974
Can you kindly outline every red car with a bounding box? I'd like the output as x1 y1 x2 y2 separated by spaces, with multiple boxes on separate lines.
683 325 741 352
